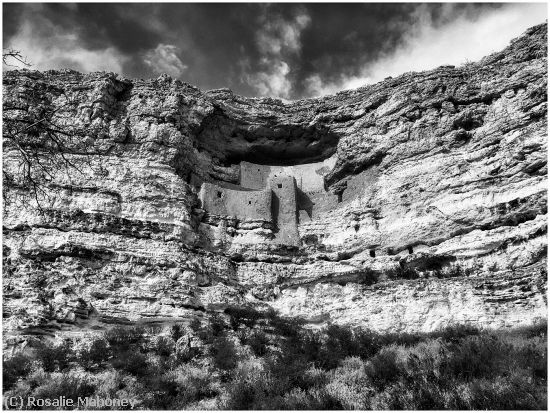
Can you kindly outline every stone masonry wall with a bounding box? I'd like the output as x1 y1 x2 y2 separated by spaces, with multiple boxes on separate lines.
270 175 300 246
200 182 272 221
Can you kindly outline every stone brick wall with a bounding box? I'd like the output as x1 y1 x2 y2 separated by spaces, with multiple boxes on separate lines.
240 162 271 189
199 182 272 221
269 175 300 245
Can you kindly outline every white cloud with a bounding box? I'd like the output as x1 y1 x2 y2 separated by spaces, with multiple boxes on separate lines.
248 60 292 98
246 7 311 99
4 11 127 73
256 10 311 55
143 44 188 78
305 3 547 97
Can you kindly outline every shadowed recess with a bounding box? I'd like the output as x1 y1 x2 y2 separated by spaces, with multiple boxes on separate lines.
194 109 340 166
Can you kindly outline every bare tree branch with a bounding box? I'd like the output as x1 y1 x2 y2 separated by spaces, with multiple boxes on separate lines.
2 49 101 212
3 48 31 67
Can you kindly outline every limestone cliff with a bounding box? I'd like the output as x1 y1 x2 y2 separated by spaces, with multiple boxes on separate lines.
2 23 547 345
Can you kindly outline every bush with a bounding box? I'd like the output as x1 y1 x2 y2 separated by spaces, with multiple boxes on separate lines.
358 268 378 285
150 335 175 357
221 359 274 409
386 265 420 280
111 351 149 377
3 312 547 410
75 336 110 369
92 370 145 409
169 323 185 342
104 326 145 351
245 330 270 356
444 334 513 380
210 336 239 371
324 357 373 409
35 341 73 372
148 363 220 409
3 353 34 390
32 369 96 403
365 345 404 389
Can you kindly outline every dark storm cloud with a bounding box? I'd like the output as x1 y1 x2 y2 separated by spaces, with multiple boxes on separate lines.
3 3 547 99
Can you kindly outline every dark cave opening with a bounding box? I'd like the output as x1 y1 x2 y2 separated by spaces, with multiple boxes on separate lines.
194 109 340 167
408 246 414 254
370 250 376 258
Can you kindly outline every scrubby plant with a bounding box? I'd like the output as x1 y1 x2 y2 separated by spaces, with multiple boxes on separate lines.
149 335 175 357
386 265 420 280
110 351 149 377
104 325 145 351
2 352 35 390
2 314 547 410
32 369 96 403
75 336 110 370
210 335 239 371
245 329 270 356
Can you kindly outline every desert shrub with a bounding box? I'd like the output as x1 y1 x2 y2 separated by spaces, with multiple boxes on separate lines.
324 357 373 409
169 323 185 342
210 336 238 371
3 352 35 390
449 373 546 410
221 358 277 409
35 340 73 372
400 339 449 385
104 325 145 351
148 363 221 409
267 349 311 392
188 317 202 334
245 329 270 356
353 328 384 358
75 336 110 370
515 318 548 338
379 330 423 348
297 330 323 364
511 335 547 380
110 351 148 377
370 380 449 410
174 340 200 364
321 324 358 367
386 265 420 280
358 268 378 285
149 335 175 357
92 370 145 409
365 345 404 389
438 263 473 278
435 324 480 343
196 314 227 344
32 369 96 403
443 334 513 380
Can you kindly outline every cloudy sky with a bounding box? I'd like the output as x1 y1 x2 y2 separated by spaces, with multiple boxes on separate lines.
3 2 547 100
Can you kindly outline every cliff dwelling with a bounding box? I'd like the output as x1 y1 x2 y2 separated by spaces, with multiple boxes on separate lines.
199 157 339 246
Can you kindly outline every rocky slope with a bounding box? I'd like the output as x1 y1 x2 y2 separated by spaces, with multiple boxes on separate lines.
3 24 547 346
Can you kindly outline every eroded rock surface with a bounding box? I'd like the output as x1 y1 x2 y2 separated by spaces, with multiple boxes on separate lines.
3 24 547 344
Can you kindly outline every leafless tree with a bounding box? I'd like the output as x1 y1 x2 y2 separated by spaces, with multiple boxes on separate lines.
3 48 31 68
3 49 100 211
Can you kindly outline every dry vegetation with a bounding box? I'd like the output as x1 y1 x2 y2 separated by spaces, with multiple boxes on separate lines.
3 309 547 410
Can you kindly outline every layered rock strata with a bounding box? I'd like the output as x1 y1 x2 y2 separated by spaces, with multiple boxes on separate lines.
2 24 547 344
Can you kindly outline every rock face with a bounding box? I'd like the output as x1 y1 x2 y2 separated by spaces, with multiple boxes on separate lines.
3 24 547 344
